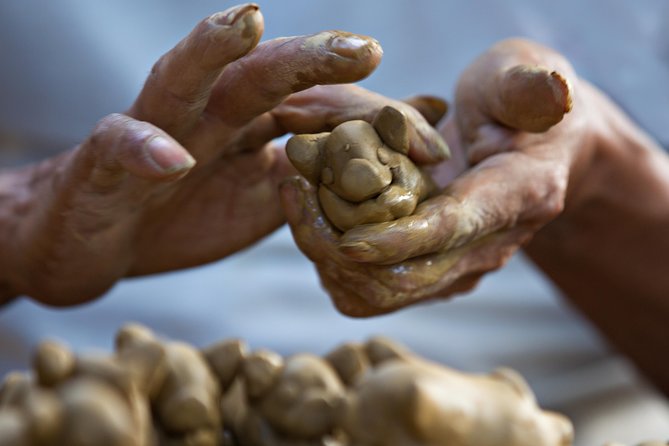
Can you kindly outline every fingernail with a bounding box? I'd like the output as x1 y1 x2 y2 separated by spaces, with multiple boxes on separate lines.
211 3 259 27
432 137 451 160
339 241 380 262
145 136 196 174
327 34 379 58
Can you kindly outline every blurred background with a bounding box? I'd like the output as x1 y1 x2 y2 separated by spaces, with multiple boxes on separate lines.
1 1 668 444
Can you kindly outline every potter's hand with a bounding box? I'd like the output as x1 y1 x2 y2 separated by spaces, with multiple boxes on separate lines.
282 39 593 316
0 4 393 306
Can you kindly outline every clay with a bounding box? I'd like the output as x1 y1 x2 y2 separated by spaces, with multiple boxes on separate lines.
341 352 573 446
324 343 370 386
257 354 346 438
242 349 284 399
0 408 31 446
0 325 578 446
604 442 669 446
286 106 436 231
0 372 33 408
58 377 140 446
115 324 221 437
32 339 75 387
203 338 249 391
0 385 61 445
74 353 155 446
363 335 411 365
223 353 346 446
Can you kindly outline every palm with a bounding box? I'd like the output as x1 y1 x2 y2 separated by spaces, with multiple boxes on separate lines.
133 144 289 274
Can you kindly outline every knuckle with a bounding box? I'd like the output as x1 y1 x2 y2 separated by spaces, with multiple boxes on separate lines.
538 167 567 220
88 113 128 149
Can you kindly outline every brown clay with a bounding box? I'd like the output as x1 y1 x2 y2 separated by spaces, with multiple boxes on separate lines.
242 349 284 399
341 350 573 446
324 342 370 386
256 354 346 439
604 442 669 446
116 325 221 437
0 408 31 446
203 338 249 391
0 326 579 446
286 106 436 231
57 377 140 446
33 340 75 388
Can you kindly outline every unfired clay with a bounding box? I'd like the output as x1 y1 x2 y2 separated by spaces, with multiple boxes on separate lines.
0 324 589 446
286 106 435 231
341 341 573 446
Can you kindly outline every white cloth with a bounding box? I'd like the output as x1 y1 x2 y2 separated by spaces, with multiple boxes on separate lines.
0 1 668 445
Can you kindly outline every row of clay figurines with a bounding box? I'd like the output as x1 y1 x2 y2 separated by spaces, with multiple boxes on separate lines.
1 323 664 446
0 322 573 446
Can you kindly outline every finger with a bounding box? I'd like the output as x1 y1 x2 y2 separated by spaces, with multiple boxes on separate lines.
269 85 450 164
339 151 564 263
456 38 575 142
83 113 195 185
129 3 263 139
279 176 344 264
207 32 382 128
321 274 395 318
402 95 448 126
343 228 528 316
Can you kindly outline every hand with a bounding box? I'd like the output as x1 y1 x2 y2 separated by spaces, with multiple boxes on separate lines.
281 38 596 316
0 4 450 306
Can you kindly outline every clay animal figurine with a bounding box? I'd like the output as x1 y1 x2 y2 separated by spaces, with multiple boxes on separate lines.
286 106 436 231
0 338 157 446
116 323 222 445
340 338 574 446
221 348 347 446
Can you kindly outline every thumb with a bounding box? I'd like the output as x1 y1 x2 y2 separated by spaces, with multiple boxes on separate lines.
456 38 575 142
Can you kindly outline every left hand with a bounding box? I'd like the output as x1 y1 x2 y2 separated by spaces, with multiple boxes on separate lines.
2 5 449 306
281 38 593 316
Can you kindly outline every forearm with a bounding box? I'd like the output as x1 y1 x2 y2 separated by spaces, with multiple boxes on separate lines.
0 165 34 304
525 86 669 394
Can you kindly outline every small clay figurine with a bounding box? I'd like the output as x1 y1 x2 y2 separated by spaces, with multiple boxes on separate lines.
286 106 436 231
341 350 573 446
221 349 347 446
116 324 222 445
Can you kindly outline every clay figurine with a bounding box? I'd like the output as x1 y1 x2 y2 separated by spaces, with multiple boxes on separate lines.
286 106 436 231
339 337 573 446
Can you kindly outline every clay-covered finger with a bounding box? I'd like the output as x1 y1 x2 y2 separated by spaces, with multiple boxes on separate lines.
279 176 345 264
340 151 564 263
493 65 572 132
207 31 382 128
456 38 575 142
271 85 450 164
130 4 263 139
